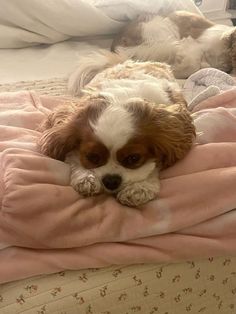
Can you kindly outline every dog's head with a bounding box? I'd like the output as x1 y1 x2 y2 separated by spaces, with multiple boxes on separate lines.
38 95 195 193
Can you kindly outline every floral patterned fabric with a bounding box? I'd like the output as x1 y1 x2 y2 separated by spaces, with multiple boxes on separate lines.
0 257 236 314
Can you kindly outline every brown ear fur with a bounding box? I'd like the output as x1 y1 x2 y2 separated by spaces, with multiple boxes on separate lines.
219 27 236 74
37 119 80 161
126 100 195 169
150 104 196 168
37 95 108 161
169 11 214 39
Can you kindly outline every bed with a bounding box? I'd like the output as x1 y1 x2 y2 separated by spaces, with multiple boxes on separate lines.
0 1 236 313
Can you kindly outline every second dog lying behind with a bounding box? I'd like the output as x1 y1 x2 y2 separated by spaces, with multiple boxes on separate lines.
111 10 236 79
39 57 195 206
68 12 236 96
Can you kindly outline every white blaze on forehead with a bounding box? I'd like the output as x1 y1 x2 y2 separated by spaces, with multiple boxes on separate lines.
90 105 135 150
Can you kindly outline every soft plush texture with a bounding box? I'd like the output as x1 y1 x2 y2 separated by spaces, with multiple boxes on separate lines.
0 77 236 314
0 81 236 283
184 68 236 109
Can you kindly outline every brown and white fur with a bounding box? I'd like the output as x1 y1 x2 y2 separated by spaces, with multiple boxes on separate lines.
68 11 236 96
39 59 195 207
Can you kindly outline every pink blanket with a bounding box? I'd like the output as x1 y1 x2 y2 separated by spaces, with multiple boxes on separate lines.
0 89 236 283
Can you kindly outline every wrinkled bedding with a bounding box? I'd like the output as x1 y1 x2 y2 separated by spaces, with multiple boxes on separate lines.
0 80 236 283
0 0 201 83
0 0 200 48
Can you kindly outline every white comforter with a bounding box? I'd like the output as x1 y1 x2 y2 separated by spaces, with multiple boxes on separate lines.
0 0 201 48
0 0 200 83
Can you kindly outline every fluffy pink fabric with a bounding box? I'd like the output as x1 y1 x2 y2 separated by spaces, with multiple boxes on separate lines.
0 90 236 283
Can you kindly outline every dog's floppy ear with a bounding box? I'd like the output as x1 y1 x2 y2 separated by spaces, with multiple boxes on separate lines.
38 118 80 161
124 99 195 169
37 102 82 161
149 104 196 168
38 95 108 161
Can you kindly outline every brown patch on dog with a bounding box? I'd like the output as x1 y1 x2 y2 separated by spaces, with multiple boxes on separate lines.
117 142 153 169
37 95 109 161
39 102 78 131
124 99 195 169
78 138 110 169
166 87 187 107
169 11 214 39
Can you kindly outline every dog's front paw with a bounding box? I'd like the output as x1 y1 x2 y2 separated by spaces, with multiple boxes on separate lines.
71 174 102 197
117 182 159 207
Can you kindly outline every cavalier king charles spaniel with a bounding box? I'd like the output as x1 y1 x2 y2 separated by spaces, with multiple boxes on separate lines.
39 58 195 206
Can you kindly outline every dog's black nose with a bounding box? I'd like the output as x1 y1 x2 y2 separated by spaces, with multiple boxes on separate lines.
102 174 122 191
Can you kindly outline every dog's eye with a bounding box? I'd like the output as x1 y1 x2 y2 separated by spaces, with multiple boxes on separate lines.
122 153 142 168
86 153 101 165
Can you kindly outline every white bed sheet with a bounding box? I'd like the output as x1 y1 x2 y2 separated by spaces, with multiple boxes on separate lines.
0 38 112 84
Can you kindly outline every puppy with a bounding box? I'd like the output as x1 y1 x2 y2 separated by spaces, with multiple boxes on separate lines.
39 59 195 206
111 10 236 79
